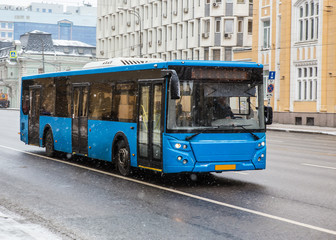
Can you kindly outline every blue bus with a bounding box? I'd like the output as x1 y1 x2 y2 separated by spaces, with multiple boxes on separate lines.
20 59 272 176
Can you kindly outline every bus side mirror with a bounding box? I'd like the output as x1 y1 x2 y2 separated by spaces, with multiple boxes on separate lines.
161 69 180 99
264 106 273 125
170 73 180 99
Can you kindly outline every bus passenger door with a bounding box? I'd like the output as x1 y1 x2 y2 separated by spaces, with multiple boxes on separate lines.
138 82 163 171
28 86 41 146
72 84 89 155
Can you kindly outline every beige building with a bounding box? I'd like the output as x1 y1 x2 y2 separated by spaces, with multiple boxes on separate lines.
250 0 336 127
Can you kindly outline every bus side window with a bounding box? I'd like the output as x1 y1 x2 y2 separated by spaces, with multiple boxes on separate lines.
89 83 112 120
39 78 55 116
113 83 136 122
55 78 70 117
22 90 30 115
21 80 33 115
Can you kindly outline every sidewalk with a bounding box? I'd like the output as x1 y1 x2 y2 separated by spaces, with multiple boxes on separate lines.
267 123 336 136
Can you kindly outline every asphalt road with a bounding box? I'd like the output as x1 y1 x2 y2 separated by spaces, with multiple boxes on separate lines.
0 109 335 240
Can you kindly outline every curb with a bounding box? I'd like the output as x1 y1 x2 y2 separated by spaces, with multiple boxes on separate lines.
267 127 336 136
0 108 19 111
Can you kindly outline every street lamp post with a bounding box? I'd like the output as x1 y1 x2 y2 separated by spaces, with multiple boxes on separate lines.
118 7 142 58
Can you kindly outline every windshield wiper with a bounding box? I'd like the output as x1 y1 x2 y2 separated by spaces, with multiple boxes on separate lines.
185 129 208 141
217 124 260 140
185 124 260 141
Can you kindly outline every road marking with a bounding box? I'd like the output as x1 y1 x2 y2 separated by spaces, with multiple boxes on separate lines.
302 163 336 170
1 144 336 236
267 139 285 143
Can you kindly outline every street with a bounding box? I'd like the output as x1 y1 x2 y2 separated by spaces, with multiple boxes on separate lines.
0 109 335 240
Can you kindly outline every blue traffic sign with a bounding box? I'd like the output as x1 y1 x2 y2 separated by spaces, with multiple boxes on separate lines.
269 71 276 80
9 51 17 59
267 84 274 93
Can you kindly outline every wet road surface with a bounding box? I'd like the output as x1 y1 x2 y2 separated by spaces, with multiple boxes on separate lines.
0 110 335 239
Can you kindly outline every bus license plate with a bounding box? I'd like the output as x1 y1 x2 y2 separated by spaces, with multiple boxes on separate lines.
215 164 236 171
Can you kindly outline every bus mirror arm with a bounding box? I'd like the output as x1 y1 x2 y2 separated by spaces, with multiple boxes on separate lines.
161 70 180 100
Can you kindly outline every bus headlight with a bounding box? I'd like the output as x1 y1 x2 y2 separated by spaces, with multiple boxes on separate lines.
177 156 183 161
175 143 182 149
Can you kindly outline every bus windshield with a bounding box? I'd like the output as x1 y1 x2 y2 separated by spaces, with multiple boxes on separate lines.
167 80 265 131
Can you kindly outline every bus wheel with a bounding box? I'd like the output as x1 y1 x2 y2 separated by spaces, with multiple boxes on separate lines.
116 141 131 176
45 130 55 157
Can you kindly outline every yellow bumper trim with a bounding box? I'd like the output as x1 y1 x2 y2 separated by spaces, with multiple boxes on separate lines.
138 165 162 172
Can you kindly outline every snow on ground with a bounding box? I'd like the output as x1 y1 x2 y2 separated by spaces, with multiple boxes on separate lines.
0 206 61 240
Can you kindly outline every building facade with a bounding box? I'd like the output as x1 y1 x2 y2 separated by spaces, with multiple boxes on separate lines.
0 2 96 46
0 31 96 108
97 0 253 60
253 0 336 127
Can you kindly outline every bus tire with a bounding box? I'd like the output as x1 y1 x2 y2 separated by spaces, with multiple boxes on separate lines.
116 140 131 176
45 130 55 157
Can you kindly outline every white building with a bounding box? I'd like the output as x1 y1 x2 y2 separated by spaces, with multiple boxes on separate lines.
0 31 96 108
0 2 96 45
97 0 253 61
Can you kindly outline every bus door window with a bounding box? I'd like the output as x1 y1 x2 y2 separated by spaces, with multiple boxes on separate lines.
139 85 150 158
138 82 164 168
81 87 88 118
72 85 89 155
73 88 80 118
152 84 162 160
28 86 41 146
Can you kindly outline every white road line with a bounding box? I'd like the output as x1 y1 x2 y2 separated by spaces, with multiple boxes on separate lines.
1 144 336 236
302 163 336 170
266 139 285 143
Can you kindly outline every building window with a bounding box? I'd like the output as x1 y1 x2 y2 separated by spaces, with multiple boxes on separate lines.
1 32 5 38
48 9 52 13
224 19 234 33
212 49 220 60
297 66 317 101
1 22 6 28
202 19 210 34
298 1 319 42
248 20 253 34
263 20 270 49
58 20 73 41
238 20 243 33
215 20 221 33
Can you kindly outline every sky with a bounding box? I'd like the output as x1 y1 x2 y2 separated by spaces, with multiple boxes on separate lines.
0 0 97 7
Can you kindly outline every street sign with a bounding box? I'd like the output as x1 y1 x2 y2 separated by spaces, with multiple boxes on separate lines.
267 83 274 93
269 71 276 80
9 51 17 59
